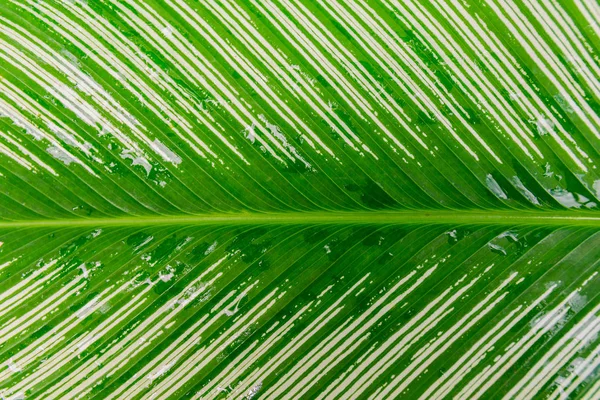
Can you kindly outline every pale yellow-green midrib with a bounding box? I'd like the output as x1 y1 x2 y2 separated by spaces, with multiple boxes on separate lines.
1 210 600 227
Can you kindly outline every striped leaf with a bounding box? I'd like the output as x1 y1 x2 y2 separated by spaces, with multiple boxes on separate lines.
0 0 600 398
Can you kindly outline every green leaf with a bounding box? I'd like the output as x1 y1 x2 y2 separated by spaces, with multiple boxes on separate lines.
0 0 599 398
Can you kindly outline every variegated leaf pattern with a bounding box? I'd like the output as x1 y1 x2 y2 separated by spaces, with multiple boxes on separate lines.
0 0 600 216
0 225 599 399
1 0 600 399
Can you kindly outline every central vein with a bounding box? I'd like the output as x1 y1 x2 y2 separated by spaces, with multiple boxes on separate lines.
1 210 600 228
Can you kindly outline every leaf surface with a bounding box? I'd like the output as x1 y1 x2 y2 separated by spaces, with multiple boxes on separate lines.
0 0 600 398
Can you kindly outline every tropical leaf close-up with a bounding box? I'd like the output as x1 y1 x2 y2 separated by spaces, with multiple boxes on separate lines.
1 0 600 398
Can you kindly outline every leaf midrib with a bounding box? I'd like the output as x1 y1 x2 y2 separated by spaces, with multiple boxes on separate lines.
2 210 600 228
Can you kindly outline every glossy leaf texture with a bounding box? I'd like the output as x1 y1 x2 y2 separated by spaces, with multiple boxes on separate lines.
0 0 600 217
1 0 600 399
0 224 599 399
